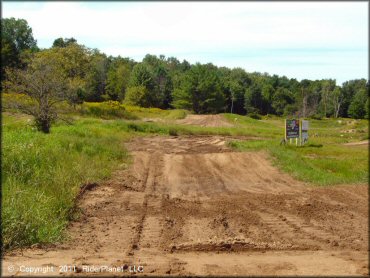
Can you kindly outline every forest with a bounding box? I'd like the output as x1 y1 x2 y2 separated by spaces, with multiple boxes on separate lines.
2 17 369 123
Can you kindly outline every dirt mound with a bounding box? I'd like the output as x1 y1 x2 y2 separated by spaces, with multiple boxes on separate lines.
3 136 368 276
176 114 233 127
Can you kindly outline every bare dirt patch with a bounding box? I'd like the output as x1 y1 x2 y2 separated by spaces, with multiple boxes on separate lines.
176 114 233 127
3 135 368 276
343 140 369 146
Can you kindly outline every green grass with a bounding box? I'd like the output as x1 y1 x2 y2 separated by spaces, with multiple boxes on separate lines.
223 113 282 138
228 116 368 185
1 112 260 250
2 110 368 251
2 114 134 250
80 101 137 120
123 104 188 120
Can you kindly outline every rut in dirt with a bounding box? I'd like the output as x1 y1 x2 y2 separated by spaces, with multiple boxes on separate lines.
3 135 368 276
69 135 368 254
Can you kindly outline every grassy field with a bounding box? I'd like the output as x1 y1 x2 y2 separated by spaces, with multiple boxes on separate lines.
1 111 261 250
2 113 133 249
2 108 368 250
227 115 368 185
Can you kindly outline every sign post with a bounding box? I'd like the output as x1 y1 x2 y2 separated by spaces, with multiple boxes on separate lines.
284 119 308 146
285 119 300 144
301 120 309 145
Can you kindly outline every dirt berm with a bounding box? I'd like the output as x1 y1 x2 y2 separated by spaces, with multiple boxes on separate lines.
3 135 368 276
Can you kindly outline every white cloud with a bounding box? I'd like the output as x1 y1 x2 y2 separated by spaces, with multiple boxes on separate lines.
2 1 368 83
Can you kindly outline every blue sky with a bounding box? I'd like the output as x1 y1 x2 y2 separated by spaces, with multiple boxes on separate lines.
2 1 368 84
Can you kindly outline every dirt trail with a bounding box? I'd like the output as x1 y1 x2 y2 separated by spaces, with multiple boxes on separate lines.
3 135 368 276
343 140 369 146
176 114 233 127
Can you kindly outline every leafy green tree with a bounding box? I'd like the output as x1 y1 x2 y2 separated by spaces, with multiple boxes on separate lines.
172 63 225 113
85 51 109 101
319 79 336 117
3 53 70 133
331 86 344 118
348 88 368 119
129 63 155 89
340 79 367 117
365 97 369 119
1 17 38 80
35 43 91 105
105 57 134 101
52 37 77 48
228 68 250 114
271 87 294 115
142 54 173 108
244 84 264 114
124 86 149 107
126 63 164 107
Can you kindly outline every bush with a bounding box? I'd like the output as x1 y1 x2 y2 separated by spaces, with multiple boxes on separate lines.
124 86 149 107
2 116 129 249
248 113 262 120
168 128 178 136
309 114 323 120
81 101 137 119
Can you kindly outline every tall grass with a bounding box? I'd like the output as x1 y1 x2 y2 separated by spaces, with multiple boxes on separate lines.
123 104 188 120
2 111 368 250
229 118 368 186
80 101 137 119
2 113 255 250
2 114 131 249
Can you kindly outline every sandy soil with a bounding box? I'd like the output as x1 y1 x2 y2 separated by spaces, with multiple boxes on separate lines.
2 135 368 276
343 140 369 146
176 114 233 127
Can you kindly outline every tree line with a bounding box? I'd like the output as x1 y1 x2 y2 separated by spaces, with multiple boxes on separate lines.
2 17 369 131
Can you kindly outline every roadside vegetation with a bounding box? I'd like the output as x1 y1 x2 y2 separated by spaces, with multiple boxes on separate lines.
2 108 368 251
228 116 368 185
2 18 369 135
2 113 133 249
1 16 368 252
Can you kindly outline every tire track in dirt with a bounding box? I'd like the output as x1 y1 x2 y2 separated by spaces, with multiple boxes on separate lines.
176 114 233 127
2 135 368 276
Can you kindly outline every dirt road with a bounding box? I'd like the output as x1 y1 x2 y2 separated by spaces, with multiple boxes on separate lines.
3 135 368 276
176 114 233 127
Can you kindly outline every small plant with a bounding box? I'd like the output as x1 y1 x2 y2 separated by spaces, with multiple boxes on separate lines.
310 114 323 120
248 113 262 120
168 128 178 136
81 101 137 119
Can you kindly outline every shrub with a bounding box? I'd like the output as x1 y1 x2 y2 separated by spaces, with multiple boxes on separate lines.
310 114 323 120
168 128 178 136
248 113 262 120
81 101 137 119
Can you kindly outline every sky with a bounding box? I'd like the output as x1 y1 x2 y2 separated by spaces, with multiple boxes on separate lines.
2 1 368 84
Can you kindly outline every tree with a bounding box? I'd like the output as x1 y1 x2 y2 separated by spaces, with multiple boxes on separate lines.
340 79 367 117
106 63 131 101
348 88 368 119
1 17 38 80
52 37 77 48
271 87 294 116
227 68 250 114
3 53 70 133
127 63 161 107
124 86 149 107
331 86 344 118
35 43 92 105
84 51 109 101
244 84 262 114
172 63 225 114
320 79 336 117
299 79 311 117
142 54 173 108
